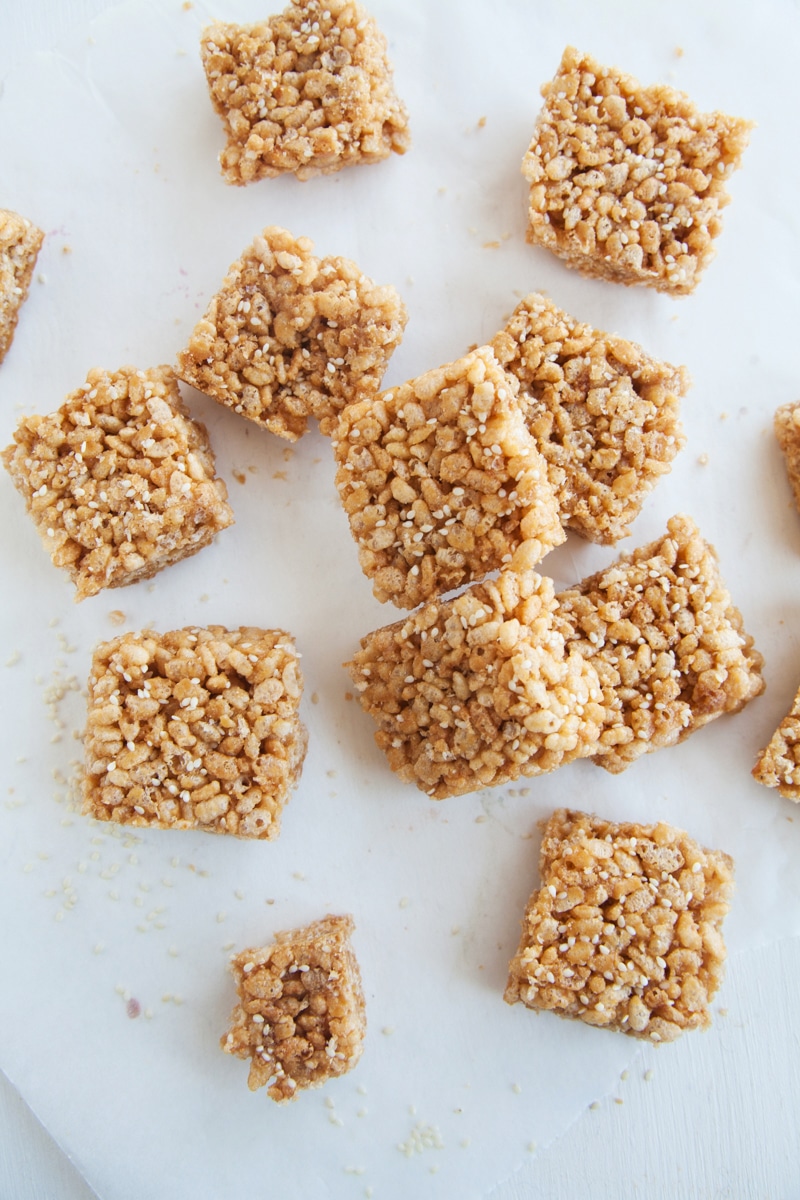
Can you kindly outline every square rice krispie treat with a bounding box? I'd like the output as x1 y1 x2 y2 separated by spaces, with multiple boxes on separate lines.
176 226 406 441
201 0 410 184
222 914 366 1101
83 626 306 839
0 208 44 363
2 365 233 601
521 46 753 295
346 568 605 798
505 809 734 1043
752 684 800 801
774 400 800 517
491 292 688 544
555 514 764 773
333 345 564 609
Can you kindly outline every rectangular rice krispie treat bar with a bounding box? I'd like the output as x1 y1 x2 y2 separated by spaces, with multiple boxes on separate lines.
773 400 800 517
333 345 564 609
752 684 800 801
201 0 410 184
222 914 366 1101
176 226 406 441
83 625 306 839
491 292 688 544
505 808 734 1043
346 568 605 798
555 514 764 773
2 365 233 601
0 208 44 363
521 46 753 295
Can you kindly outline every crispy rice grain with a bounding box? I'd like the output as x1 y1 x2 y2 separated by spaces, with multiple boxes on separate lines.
752 685 800 802
222 914 365 1101
2 366 233 600
491 293 688 544
774 400 800 518
555 514 764 772
505 808 734 1042
522 46 752 295
333 345 564 609
0 209 44 363
201 0 410 184
176 226 406 440
346 568 604 798
83 625 306 838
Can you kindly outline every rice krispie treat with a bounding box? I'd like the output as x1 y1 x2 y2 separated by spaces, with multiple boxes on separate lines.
490 292 688 544
752 685 800 802
555 514 764 773
201 0 410 184
83 626 306 839
346 568 605 798
0 208 44 363
222 914 366 1101
774 401 800 517
505 809 734 1043
176 226 406 441
521 46 753 295
333 345 564 609
2 366 233 600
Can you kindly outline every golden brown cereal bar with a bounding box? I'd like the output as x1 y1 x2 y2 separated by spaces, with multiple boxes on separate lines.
490 292 688 544
346 568 605 798
333 345 564 609
752 685 800 802
222 914 366 1101
555 514 764 773
505 809 734 1042
774 400 800 518
201 0 410 184
521 46 752 295
176 226 406 441
0 208 44 363
83 625 306 839
2 366 233 601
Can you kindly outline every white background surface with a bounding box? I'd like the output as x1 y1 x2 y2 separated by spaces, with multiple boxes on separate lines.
1 2 800 1198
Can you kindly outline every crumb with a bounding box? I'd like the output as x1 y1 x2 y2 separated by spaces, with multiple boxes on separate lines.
477 115 487 128
521 46 752 294
311 691 320 704
108 610 126 627
483 240 501 249
272 470 288 481
233 470 247 485
697 452 709 466
505 808 734 1042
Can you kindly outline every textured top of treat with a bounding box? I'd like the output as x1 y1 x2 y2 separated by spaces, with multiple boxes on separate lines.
505 808 734 1042
522 46 753 295
83 625 306 839
2 366 233 600
752 683 800 802
223 913 366 1101
0 208 44 363
201 0 410 184
556 513 765 772
491 292 688 544
176 225 407 441
333 344 565 609
346 568 605 798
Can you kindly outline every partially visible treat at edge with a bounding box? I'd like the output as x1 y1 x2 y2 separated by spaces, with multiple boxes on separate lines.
221 914 366 1101
201 0 410 184
505 808 734 1042
83 626 306 839
555 513 764 773
176 225 406 441
1 365 233 600
491 292 688 544
521 46 753 295
345 568 605 799
0 209 44 363
333 344 565 609
774 400 800 517
752 684 800 801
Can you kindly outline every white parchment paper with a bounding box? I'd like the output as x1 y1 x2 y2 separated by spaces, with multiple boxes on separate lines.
1 1 799 1197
